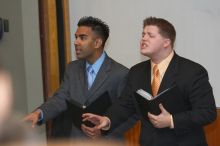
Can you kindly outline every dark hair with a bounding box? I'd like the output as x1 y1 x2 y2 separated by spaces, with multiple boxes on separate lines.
78 16 109 47
143 17 176 48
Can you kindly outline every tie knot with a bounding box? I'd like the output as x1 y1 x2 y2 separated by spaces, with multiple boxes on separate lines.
87 65 94 74
153 65 159 75
87 65 95 89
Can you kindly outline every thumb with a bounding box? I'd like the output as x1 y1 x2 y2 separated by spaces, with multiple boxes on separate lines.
159 103 167 113
96 117 110 130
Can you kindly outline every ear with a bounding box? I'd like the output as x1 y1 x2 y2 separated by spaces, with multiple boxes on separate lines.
94 38 103 48
163 38 171 48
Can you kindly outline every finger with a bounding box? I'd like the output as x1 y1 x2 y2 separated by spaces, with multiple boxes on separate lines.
153 122 159 128
82 114 96 122
147 115 155 125
148 112 157 120
82 116 97 123
83 115 101 125
88 118 100 125
96 119 109 129
82 116 92 122
81 124 94 132
82 113 95 118
31 118 38 128
22 116 29 122
81 125 92 138
23 113 35 121
96 123 105 130
81 124 96 137
81 125 91 137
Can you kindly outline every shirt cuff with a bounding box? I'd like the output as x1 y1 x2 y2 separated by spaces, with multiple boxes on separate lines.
37 109 44 122
101 116 111 131
170 115 174 129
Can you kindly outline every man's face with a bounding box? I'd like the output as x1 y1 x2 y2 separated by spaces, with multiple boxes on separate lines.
140 25 168 57
74 26 97 61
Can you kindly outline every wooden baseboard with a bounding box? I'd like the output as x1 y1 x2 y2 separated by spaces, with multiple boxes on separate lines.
204 109 220 146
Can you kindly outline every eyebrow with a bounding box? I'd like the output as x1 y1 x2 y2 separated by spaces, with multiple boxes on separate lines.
75 34 88 37
142 32 155 35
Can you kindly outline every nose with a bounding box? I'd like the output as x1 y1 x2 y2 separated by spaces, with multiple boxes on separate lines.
74 38 79 45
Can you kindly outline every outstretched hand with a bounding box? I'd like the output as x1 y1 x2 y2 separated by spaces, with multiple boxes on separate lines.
22 109 41 128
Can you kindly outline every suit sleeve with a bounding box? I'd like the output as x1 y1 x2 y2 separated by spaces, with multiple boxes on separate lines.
39 66 71 123
106 71 137 131
106 72 138 137
173 66 217 134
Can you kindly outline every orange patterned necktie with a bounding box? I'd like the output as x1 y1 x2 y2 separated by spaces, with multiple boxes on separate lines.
152 65 160 97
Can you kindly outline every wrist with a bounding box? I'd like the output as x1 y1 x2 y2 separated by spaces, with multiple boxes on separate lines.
101 116 111 131
170 114 174 129
35 109 41 116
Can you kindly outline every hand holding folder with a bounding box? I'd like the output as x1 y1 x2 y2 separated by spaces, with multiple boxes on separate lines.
69 92 112 129
135 86 188 116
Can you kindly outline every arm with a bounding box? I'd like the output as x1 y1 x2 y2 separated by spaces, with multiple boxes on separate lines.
23 65 72 126
173 67 217 134
39 70 71 123
109 72 138 137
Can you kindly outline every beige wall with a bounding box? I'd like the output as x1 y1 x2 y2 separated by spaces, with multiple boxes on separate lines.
0 0 45 139
69 0 220 107
0 0 27 112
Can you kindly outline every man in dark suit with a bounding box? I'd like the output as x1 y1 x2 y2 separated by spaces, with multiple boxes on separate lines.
23 16 135 139
82 17 217 146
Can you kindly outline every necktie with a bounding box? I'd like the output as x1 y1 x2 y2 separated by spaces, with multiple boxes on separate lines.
87 65 95 89
152 65 160 97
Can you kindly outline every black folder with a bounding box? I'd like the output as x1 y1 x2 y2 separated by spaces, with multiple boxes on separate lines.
135 86 188 116
68 92 111 129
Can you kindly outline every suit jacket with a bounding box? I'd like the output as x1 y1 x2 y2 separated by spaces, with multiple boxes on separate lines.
107 53 217 146
39 54 136 139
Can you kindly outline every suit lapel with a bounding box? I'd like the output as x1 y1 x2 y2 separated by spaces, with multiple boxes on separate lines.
77 61 89 101
87 55 111 97
132 60 152 95
158 53 178 93
143 61 152 94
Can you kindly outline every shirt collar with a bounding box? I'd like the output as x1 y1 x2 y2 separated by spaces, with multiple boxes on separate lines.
151 51 174 78
86 51 106 75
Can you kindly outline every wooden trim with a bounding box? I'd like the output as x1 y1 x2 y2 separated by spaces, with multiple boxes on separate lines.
124 121 141 146
62 0 71 65
39 0 60 98
124 109 220 146
38 0 60 139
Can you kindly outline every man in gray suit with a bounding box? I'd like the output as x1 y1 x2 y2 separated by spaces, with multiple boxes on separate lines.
24 16 135 139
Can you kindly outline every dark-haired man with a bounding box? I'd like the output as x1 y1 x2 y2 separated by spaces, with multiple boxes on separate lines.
24 16 135 139
82 17 217 146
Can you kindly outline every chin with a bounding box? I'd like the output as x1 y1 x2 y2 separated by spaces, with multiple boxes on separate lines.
76 54 82 59
140 50 150 56
76 56 83 60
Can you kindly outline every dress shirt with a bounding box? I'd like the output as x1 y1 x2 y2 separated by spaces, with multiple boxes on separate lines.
151 50 175 128
86 51 106 84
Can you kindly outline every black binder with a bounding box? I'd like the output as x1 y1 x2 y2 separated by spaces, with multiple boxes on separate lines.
68 92 111 129
135 86 188 116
